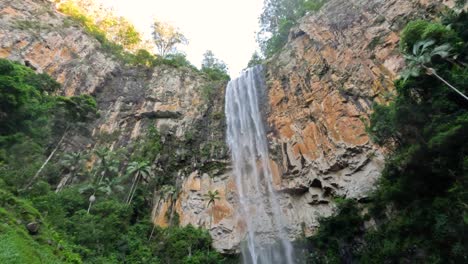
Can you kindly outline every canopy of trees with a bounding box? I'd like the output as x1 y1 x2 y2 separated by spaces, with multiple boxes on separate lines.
152 20 188 58
201 50 230 81
0 59 232 263
258 0 327 57
56 0 144 51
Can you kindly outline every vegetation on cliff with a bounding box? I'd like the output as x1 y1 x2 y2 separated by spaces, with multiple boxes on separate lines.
55 0 198 70
258 0 327 57
307 10 468 264
0 59 231 263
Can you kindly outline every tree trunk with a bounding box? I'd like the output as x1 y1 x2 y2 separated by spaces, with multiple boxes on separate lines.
125 172 138 204
148 224 156 241
55 172 72 193
87 200 93 214
26 128 69 189
210 205 214 228
127 173 140 205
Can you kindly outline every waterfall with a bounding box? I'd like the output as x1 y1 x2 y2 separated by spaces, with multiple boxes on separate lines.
225 66 295 264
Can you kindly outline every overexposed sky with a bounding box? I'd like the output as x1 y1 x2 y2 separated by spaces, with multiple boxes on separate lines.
95 0 264 77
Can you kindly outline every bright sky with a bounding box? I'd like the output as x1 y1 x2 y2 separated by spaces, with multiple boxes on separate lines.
95 0 264 77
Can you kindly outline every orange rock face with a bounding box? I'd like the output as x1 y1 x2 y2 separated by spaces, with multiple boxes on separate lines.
258 0 452 243
153 199 171 228
0 0 457 254
264 0 450 190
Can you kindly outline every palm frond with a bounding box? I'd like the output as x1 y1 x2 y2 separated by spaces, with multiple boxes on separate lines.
431 43 451 58
79 184 94 194
419 39 435 54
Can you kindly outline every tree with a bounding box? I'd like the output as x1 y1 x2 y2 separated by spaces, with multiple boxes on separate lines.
246 51 264 68
26 95 97 189
201 50 227 71
203 190 220 227
258 0 327 56
201 50 230 81
80 176 125 214
125 161 151 205
0 59 59 139
402 39 468 101
112 17 142 50
93 147 120 184
56 151 86 192
151 20 187 57
57 0 143 51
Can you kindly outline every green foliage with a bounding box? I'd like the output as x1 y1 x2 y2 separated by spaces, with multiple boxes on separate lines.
13 19 49 31
246 51 264 68
308 199 364 263
30 186 228 263
401 39 452 81
201 50 230 81
0 57 225 262
55 94 98 123
0 59 97 190
202 67 230 81
201 83 216 101
151 225 225 264
259 0 327 57
57 1 194 70
57 1 142 50
152 19 188 57
0 59 96 141
309 14 468 263
203 190 221 208
131 126 162 163
129 49 158 67
0 189 81 263
125 160 151 205
0 59 58 141
157 53 198 70
399 20 461 54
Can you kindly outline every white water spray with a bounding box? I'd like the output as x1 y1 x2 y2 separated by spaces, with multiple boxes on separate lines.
225 66 295 264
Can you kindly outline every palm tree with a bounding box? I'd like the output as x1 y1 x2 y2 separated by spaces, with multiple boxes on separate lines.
402 39 468 101
80 176 125 214
56 152 86 192
203 190 220 227
125 161 151 205
92 147 120 184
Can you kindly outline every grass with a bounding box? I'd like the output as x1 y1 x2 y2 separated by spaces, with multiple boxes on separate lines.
0 189 82 263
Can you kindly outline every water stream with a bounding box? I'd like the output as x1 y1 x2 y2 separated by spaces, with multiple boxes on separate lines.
225 66 295 264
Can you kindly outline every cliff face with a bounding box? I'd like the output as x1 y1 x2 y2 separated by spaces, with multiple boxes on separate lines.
0 0 212 141
0 0 455 254
0 0 236 251
262 0 454 238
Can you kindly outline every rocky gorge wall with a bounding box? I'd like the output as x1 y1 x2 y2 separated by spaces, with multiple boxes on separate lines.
261 0 458 241
140 0 459 253
0 0 458 254
0 0 234 250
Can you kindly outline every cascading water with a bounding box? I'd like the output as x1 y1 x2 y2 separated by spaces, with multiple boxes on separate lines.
225 66 295 264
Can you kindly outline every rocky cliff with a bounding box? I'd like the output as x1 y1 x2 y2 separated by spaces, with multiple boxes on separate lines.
0 0 457 254
0 0 234 250
261 0 457 240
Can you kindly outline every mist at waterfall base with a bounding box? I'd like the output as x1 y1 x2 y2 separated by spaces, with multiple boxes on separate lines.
225 66 298 264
